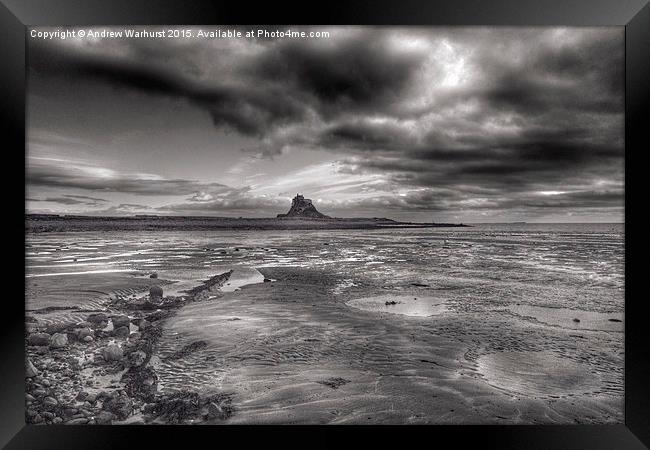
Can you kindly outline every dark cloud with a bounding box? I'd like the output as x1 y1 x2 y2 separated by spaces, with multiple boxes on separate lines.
27 158 230 196
27 27 624 220
27 194 108 206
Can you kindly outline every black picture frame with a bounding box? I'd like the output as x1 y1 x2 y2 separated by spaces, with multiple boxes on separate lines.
2 0 648 448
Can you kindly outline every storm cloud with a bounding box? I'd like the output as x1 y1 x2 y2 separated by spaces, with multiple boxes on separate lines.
27 27 624 221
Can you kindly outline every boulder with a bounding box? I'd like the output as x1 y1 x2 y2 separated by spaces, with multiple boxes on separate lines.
149 285 163 299
26 358 39 378
27 332 51 346
113 326 130 339
87 313 108 324
83 335 94 343
102 344 123 362
111 315 131 329
49 333 68 349
76 328 94 339
149 273 158 279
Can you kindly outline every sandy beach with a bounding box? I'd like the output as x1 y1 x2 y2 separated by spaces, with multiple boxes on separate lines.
25 252 623 424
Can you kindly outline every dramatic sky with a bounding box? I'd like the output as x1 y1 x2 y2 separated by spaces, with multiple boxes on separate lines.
26 26 624 222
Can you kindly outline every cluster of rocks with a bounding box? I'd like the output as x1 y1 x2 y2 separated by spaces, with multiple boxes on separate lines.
25 273 236 425
25 285 169 425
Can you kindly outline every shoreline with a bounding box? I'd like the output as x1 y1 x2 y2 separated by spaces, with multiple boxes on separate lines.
25 271 236 425
26 215 470 233
25 264 623 425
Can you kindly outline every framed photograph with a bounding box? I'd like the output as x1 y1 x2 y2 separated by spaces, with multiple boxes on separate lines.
2 0 648 447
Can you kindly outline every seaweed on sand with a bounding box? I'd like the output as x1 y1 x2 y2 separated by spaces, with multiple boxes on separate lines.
317 377 351 389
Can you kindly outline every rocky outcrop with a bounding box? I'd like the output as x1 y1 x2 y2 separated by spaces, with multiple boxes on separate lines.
277 194 330 219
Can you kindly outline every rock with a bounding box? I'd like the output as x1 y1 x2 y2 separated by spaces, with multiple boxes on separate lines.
103 395 133 420
32 388 46 397
95 411 115 425
49 333 68 349
83 335 94 343
76 327 94 339
52 417 63 424
76 391 89 401
149 285 163 299
113 326 130 339
42 396 58 409
276 194 330 219
27 332 51 346
111 315 131 329
102 344 124 362
385 301 398 306
32 414 44 424
26 358 39 378
137 319 150 331
85 393 97 403
25 393 35 402
41 411 55 419
129 332 142 342
149 273 158 279
45 322 72 335
573 318 581 323
87 313 108 324
263 278 272 283
127 350 147 368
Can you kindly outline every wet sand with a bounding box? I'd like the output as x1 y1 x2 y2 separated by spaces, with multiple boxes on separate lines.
24 265 623 425
156 266 623 424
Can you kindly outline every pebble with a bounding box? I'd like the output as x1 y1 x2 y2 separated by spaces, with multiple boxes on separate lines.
43 396 58 407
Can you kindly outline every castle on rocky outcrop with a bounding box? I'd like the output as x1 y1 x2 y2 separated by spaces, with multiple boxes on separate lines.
277 194 330 219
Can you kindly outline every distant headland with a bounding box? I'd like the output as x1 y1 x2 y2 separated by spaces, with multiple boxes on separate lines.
26 194 470 232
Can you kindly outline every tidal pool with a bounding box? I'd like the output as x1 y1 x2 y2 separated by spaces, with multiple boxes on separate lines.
346 294 448 317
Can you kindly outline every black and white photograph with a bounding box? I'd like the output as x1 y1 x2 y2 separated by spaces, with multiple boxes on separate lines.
24 26 624 425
